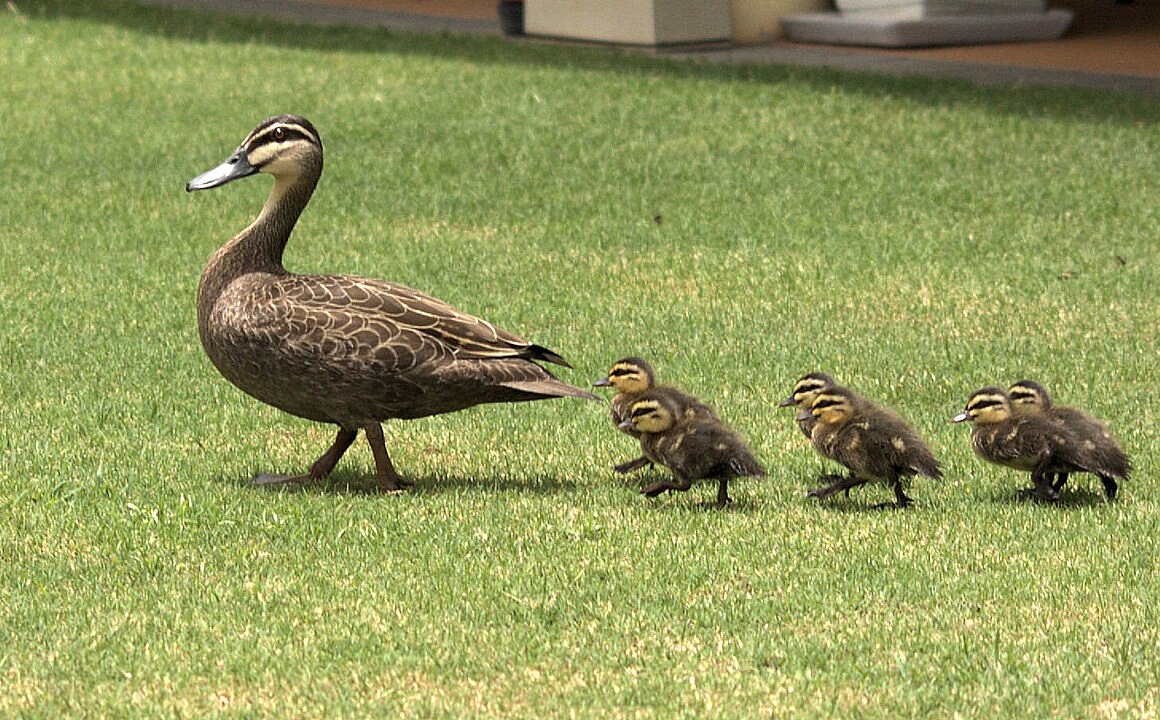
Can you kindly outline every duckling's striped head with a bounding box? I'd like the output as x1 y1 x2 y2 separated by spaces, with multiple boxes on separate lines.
797 387 856 426
188 114 322 192
952 387 1013 424
1007 379 1053 414
594 357 657 394
779 372 837 408
619 392 681 434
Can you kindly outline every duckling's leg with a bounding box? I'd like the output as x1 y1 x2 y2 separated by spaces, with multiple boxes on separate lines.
253 427 357 486
364 423 411 492
614 456 653 474
640 476 694 498
716 479 731 507
892 480 914 508
1098 474 1118 501
806 474 866 501
1029 468 1060 502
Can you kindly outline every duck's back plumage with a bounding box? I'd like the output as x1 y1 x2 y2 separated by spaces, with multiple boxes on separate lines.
201 270 587 425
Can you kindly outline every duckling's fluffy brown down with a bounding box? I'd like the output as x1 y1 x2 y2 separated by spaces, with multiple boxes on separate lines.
802 387 941 507
623 389 765 507
594 357 718 474
955 386 1125 502
1007 379 1129 498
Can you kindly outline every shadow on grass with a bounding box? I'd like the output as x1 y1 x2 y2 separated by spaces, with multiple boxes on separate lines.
20 0 1159 126
801 496 916 513
222 468 582 496
629 485 770 513
989 485 1112 508
795 474 920 513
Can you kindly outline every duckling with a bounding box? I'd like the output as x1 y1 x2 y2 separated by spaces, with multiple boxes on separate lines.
952 387 1101 502
187 115 597 492
593 357 717 474
778 372 838 438
1007 379 1130 499
620 389 765 507
798 386 941 507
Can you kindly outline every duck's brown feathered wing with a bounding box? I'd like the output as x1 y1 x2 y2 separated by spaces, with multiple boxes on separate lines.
204 272 595 424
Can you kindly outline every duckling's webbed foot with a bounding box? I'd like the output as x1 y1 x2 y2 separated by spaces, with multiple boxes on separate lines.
365 423 411 492
807 474 866 501
614 456 653 474
1028 472 1060 502
640 476 694 498
252 426 358 488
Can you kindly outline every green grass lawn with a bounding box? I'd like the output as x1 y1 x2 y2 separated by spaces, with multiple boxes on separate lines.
2 0 1158 716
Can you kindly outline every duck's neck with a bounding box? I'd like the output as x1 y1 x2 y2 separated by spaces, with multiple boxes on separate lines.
198 167 319 306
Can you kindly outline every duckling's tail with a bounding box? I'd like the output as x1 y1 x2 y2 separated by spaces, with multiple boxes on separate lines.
910 456 943 480
729 453 767 479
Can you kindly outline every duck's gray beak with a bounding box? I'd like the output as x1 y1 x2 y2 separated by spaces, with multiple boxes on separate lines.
951 412 970 424
778 396 796 407
795 409 813 422
187 150 257 191
593 377 612 388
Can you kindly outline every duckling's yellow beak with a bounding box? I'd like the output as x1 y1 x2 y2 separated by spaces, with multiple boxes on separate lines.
951 411 971 423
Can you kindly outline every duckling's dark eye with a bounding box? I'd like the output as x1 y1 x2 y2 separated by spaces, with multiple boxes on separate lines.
272 127 286 142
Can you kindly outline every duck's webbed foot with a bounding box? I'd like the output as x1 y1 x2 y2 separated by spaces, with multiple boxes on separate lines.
252 427 358 488
614 456 653 474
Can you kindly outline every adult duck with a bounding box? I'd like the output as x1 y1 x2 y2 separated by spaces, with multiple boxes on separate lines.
187 115 596 491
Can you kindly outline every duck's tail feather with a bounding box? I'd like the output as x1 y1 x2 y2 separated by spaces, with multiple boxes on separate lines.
528 344 574 368
505 378 601 401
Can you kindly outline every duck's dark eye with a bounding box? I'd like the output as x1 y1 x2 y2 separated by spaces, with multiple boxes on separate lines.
273 127 285 141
